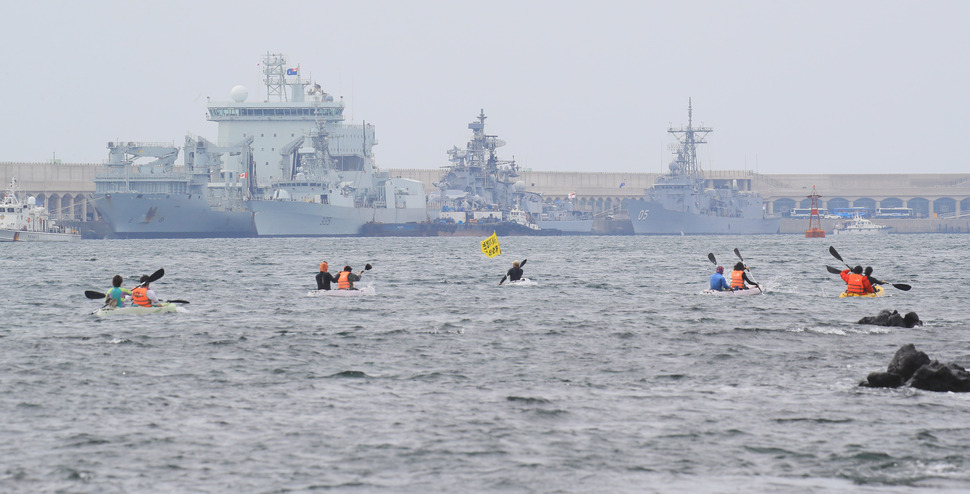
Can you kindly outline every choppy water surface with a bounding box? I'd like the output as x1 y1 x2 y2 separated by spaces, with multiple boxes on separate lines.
2 235 970 492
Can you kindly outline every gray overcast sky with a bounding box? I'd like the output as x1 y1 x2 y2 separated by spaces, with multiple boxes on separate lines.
1 0 968 175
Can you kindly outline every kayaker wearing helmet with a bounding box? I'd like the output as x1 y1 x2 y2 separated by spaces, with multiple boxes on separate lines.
709 265 731 291
104 275 132 307
840 265 874 295
337 266 363 290
731 262 759 290
315 261 339 290
131 275 162 307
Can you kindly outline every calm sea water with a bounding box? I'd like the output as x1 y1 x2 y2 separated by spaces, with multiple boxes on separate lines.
2 234 969 493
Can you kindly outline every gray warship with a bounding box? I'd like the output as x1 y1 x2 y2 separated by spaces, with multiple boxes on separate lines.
424 110 577 236
91 138 257 238
239 55 428 236
624 101 780 235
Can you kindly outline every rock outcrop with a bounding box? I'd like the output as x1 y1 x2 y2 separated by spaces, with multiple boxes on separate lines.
861 344 970 392
857 309 922 328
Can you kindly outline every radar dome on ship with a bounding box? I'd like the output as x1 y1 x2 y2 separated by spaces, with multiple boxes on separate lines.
230 85 249 102
514 181 526 192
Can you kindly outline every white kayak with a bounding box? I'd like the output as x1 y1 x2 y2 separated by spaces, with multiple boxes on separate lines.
504 278 537 286
307 286 377 297
701 287 763 296
93 303 181 317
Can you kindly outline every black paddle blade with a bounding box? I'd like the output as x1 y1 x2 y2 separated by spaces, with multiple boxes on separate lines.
733 248 744 261
825 265 843 275
828 246 844 262
364 263 373 270
892 283 912 291
85 290 106 299
520 259 527 267
147 268 165 283
164 299 190 304
707 253 717 265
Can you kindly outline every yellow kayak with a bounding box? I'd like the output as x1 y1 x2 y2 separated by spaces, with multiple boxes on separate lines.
839 286 885 298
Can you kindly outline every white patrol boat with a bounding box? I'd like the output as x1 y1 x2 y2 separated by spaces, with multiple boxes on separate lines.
0 178 80 242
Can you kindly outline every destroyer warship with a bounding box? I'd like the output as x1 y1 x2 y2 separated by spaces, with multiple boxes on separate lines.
624 101 780 235
418 110 580 236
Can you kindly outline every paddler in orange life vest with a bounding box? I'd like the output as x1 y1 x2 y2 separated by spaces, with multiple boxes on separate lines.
336 265 363 290
730 262 759 291
131 274 162 307
315 261 339 290
840 265 874 295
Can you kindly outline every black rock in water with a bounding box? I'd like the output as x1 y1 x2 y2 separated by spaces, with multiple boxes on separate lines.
861 344 970 393
857 309 922 328
886 343 930 382
909 361 970 393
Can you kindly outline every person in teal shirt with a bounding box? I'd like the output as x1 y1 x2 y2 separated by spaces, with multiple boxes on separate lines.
105 275 131 307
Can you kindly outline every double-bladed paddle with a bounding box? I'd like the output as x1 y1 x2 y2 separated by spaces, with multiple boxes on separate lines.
499 259 527 285
84 268 168 301
733 248 762 292
824 264 911 291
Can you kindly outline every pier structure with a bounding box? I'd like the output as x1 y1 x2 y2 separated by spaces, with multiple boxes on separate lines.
3 160 970 229
0 161 100 221
390 168 970 220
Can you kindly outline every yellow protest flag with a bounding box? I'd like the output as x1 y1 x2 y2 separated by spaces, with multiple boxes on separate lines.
480 231 501 258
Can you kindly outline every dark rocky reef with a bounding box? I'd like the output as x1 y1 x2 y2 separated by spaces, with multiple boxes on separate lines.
861 344 970 392
857 309 922 328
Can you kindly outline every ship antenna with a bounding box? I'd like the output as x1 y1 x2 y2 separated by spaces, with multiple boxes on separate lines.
668 98 712 182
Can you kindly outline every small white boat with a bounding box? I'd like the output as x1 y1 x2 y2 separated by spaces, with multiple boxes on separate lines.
307 285 377 297
0 178 80 242
832 214 891 235
93 303 180 317
701 287 763 296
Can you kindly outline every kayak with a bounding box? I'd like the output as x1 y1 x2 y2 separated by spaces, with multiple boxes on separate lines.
701 287 763 296
307 285 377 297
839 285 886 298
93 303 180 317
505 278 537 286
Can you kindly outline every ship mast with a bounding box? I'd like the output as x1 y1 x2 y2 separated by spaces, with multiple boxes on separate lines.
262 52 287 102
668 98 712 182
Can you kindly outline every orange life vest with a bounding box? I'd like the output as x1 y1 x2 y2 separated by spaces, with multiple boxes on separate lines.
338 271 352 290
131 286 152 307
845 273 866 295
731 270 746 289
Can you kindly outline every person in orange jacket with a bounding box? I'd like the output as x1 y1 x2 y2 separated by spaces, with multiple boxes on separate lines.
840 265 874 295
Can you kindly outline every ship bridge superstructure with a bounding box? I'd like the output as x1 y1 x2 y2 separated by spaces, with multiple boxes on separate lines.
207 53 375 184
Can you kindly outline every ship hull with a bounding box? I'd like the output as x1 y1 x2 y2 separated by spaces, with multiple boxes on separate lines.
536 219 594 234
92 193 257 238
0 229 80 242
625 198 780 235
248 200 429 236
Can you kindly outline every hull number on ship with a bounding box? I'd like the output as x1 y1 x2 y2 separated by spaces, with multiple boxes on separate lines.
319 217 332 226
637 210 650 221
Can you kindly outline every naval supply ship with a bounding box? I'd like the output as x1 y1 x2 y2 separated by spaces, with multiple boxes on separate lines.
624 101 780 235
238 55 428 236
91 137 257 238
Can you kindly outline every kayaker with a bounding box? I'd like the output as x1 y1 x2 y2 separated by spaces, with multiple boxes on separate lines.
104 275 131 307
500 260 524 285
731 262 759 290
337 266 363 290
709 265 731 291
131 275 162 307
315 261 338 290
840 265 874 295
864 266 886 288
